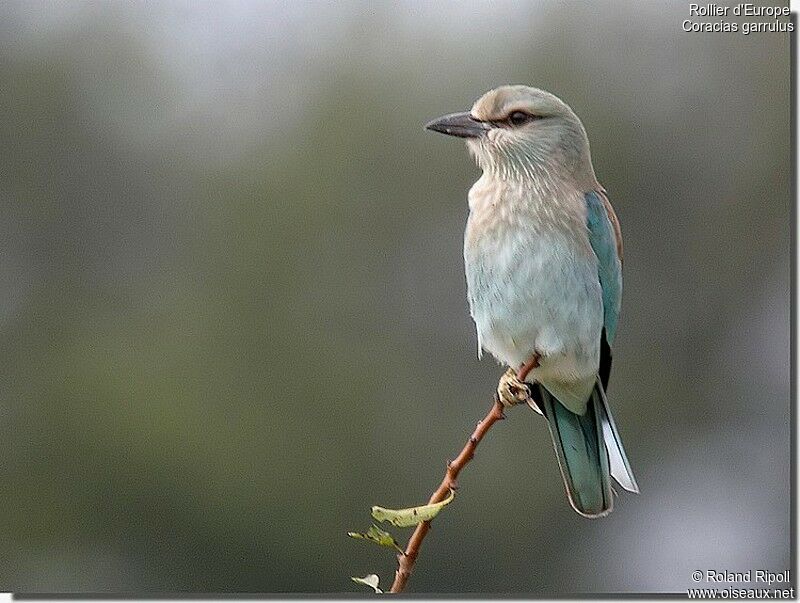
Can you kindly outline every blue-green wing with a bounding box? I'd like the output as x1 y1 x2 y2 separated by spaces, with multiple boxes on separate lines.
581 193 638 496
585 190 622 345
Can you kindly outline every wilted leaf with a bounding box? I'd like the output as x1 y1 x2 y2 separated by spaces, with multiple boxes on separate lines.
348 524 404 553
371 489 455 527
351 574 382 593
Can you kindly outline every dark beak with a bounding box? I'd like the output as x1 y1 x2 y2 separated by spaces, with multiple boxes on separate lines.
425 111 489 138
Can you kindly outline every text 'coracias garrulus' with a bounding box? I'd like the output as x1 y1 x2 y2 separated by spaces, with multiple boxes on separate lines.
426 85 639 518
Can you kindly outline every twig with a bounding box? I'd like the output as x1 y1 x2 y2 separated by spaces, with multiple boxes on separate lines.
389 361 538 593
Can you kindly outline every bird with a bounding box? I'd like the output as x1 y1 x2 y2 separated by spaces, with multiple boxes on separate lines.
425 85 638 517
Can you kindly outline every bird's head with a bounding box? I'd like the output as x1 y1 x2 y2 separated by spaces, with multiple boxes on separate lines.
426 85 596 186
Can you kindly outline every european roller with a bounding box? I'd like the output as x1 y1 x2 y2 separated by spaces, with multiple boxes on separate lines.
426 85 638 517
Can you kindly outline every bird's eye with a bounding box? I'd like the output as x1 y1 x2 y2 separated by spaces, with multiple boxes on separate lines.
508 111 531 126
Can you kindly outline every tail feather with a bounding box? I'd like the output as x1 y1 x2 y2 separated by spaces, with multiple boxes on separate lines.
538 383 613 518
595 378 639 493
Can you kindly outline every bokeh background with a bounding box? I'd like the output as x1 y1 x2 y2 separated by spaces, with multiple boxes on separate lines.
0 0 791 594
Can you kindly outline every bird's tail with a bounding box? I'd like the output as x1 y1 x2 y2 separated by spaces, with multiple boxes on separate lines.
538 379 637 518
594 378 639 495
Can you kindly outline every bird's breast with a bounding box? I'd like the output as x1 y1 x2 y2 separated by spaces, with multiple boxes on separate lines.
463 175 602 384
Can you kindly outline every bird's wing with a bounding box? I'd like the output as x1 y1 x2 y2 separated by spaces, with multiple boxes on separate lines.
598 189 623 265
585 190 622 346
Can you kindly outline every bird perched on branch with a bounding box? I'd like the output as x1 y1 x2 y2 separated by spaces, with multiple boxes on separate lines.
425 85 638 517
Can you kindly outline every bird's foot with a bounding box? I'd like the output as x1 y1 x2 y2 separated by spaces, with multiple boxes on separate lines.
497 368 532 409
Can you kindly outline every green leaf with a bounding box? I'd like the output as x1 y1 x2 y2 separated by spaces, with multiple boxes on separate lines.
371 489 455 527
351 574 382 593
347 524 404 553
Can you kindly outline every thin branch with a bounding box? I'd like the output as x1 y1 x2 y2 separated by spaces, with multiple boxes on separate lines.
388 396 504 593
389 361 538 593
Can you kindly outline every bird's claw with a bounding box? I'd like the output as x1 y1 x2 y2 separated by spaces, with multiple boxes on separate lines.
497 368 532 409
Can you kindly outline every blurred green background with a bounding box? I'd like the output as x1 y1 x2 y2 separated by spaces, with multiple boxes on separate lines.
0 0 790 594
